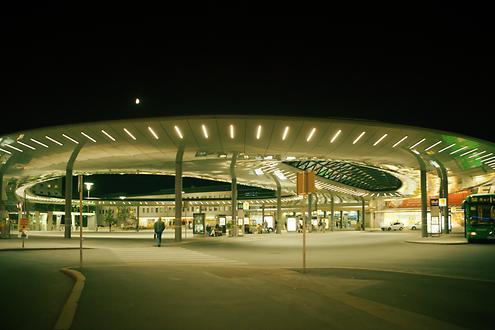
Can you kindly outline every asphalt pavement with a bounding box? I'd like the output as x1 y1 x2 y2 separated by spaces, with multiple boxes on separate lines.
1 230 494 330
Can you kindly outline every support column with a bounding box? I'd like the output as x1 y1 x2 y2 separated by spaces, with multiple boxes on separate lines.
361 197 365 231
330 194 334 231
307 193 313 232
272 174 282 234
230 152 238 237
175 144 185 242
64 143 84 239
410 151 428 238
438 161 449 234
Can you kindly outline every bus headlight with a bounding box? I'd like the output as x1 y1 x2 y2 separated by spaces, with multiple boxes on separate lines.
469 232 477 236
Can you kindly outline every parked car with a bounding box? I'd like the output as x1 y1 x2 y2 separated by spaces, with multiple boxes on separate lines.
409 222 422 230
381 221 404 231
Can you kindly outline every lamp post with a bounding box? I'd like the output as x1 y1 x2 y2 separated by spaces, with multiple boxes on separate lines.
84 182 94 230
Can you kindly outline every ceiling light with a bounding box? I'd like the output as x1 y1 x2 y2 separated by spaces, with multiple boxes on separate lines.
201 124 208 139
330 130 341 143
256 125 262 140
353 131 366 144
460 148 478 157
123 128 136 140
424 141 441 151
373 134 388 146
45 135 63 146
17 141 36 150
0 148 12 154
101 130 116 141
255 168 264 176
481 156 495 163
410 138 426 149
393 136 408 147
450 146 468 155
5 144 23 152
469 151 486 158
30 138 49 148
282 126 289 140
286 156 296 161
62 134 79 144
477 153 493 160
135 98 140 104
306 128 316 142
81 132 96 143
438 143 455 153
148 126 159 139
174 126 183 139
411 150 420 155
229 124 234 139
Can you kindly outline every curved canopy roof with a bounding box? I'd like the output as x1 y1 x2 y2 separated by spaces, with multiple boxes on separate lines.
1 115 494 200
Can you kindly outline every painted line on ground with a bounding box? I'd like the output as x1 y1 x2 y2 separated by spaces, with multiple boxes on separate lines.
53 267 86 330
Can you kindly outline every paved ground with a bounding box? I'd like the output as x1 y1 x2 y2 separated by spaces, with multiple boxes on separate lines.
1 230 493 329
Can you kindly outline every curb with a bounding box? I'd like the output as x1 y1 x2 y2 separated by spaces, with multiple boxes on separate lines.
54 267 86 330
0 247 94 252
405 240 467 245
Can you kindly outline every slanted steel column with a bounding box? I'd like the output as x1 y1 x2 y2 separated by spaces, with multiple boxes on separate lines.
175 144 185 242
64 143 84 239
361 197 365 231
411 152 428 238
0 156 16 223
271 174 282 234
436 161 449 234
230 152 238 237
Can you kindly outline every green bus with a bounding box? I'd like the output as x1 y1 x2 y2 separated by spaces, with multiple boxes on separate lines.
464 193 495 243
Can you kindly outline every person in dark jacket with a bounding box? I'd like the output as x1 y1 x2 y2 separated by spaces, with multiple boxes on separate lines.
153 218 165 247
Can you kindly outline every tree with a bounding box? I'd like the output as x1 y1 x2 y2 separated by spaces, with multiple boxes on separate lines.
104 211 117 232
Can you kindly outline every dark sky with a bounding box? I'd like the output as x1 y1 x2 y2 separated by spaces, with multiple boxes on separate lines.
1 7 492 142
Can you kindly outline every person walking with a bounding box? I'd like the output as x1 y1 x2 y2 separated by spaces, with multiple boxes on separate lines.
153 217 165 247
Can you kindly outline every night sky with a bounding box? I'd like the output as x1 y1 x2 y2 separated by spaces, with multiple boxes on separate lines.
1 7 492 142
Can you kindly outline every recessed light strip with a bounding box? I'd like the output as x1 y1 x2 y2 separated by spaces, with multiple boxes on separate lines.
410 138 426 149
229 125 235 139
62 134 79 144
477 153 493 160
123 128 136 140
201 124 208 139
81 132 96 143
256 125 262 140
481 156 495 163
459 148 478 157
282 126 289 140
424 140 441 151
330 130 341 143
306 128 316 142
30 138 49 148
0 148 12 154
45 135 63 146
450 146 468 155
392 136 408 148
373 134 388 146
5 144 23 152
101 130 116 141
469 151 486 158
174 126 183 139
18 141 36 150
353 131 366 144
438 143 455 153
148 126 159 139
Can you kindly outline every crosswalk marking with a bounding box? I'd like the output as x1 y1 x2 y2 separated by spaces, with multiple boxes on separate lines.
110 246 247 265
